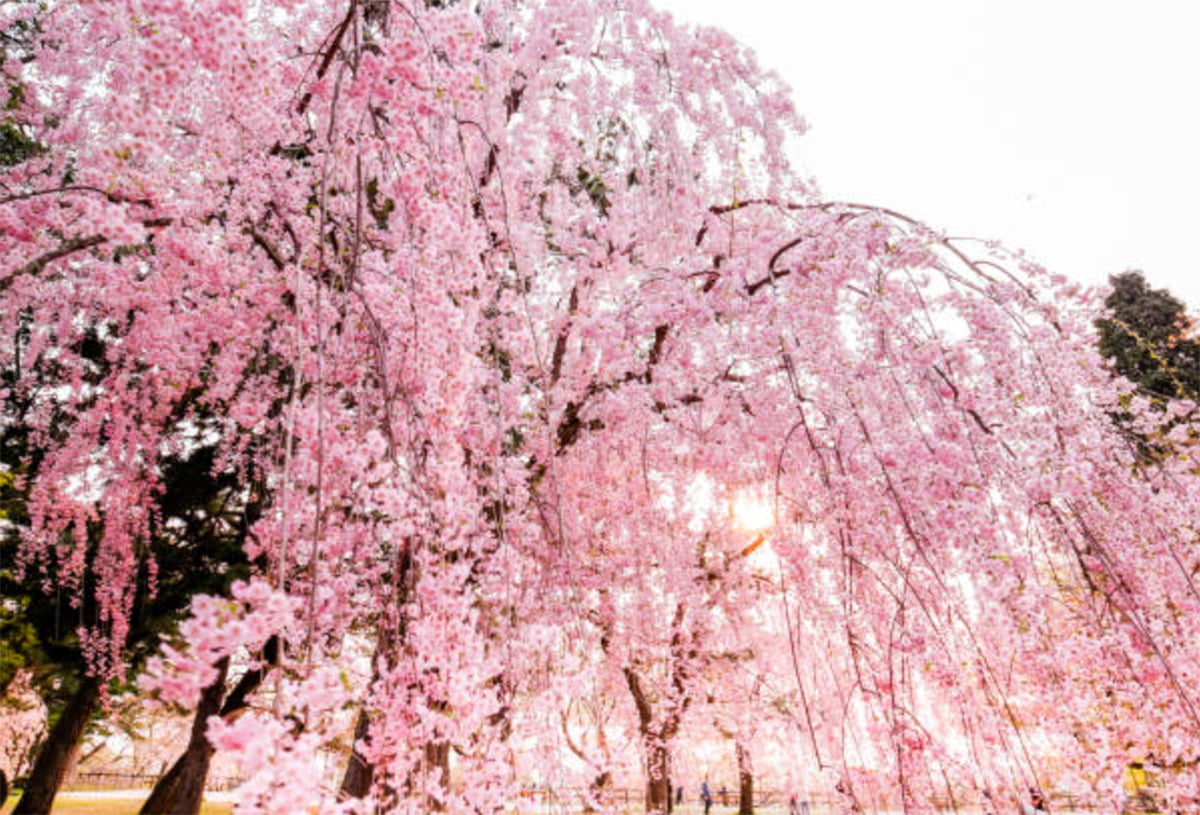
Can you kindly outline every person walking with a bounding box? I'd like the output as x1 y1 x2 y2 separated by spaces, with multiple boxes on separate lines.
701 779 713 815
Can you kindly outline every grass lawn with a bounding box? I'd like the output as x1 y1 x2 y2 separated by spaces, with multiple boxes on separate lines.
0 791 233 814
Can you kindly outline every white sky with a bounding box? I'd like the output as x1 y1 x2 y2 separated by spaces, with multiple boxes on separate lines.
652 0 1200 312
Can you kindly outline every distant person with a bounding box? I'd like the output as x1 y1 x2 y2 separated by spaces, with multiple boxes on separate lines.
701 779 713 815
676 785 684 806
719 785 728 806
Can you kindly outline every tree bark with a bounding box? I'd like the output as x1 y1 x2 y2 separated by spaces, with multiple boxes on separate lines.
13 674 102 815
624 667 673 814
644 742 671 814
139 637 276 815
585 770 611 812
339 546 411 805
423 740 451 811
622 602 695 815
339 708 374 800
139 657 230 815
736 741 753 815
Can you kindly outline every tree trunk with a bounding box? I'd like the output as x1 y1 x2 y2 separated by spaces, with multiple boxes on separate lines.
338 713 444 809
623 662 684 815
423 740 450 812
644 742 671 814
13 674 102 815
339 708 374 800
139 657 230 815
340 549 410 804
583 770 611 812
736 741 753 815
139 638 276 814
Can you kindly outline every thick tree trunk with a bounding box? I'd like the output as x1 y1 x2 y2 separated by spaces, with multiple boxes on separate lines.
13 674 102 815
338 715 448 809
140 638 276 814
644 743 671 814
139 657 230 815
736 741 753 815
622 597 696 815
423 740 451 812
340 547 411 805
626 667 673 814
339 708 374 800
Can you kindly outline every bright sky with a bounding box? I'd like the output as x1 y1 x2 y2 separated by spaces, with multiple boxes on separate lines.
652 0 1200 312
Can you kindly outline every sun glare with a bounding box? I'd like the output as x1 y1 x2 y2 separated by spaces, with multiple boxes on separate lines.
731 490 773 533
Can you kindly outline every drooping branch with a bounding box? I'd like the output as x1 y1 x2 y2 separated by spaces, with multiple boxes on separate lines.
296 1 359 116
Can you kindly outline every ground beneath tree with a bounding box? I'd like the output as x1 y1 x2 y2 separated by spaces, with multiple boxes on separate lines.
0 789 234 814
0 791 1105 814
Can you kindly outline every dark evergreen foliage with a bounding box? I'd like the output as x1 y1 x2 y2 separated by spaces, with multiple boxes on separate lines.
1097 271 1200 402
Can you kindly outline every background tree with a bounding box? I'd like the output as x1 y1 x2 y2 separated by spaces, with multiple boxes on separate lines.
1095 270 1199 467
1 359 266 813
1097 270 1200 402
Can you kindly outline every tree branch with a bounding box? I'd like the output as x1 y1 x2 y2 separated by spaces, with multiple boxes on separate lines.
296 0 358 116
2 234 106 293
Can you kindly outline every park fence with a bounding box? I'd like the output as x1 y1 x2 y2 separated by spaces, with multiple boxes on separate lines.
61 775 1102 811
516 786 1101 812
67 770 245 791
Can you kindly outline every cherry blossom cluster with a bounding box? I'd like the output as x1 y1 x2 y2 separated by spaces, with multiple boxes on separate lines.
3 0 1199 812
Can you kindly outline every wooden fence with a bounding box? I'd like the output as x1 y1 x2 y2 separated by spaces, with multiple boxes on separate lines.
67 770 245 792
61 775 1105 811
